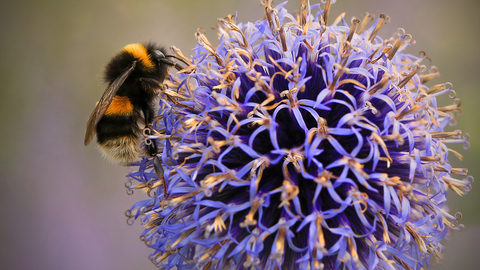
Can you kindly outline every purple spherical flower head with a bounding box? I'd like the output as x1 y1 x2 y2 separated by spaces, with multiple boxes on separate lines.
125 1 472 269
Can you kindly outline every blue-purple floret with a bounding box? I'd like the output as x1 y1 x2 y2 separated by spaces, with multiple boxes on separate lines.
125 2 471 269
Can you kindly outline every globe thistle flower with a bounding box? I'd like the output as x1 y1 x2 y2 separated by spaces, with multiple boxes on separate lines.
125 1 472 269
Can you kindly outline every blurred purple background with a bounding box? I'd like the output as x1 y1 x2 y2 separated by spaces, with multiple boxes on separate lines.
1 0 479 269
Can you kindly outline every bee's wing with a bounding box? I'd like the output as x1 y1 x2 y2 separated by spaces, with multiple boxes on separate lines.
84 61 137 146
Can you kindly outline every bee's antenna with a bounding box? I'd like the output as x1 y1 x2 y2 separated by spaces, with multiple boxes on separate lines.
165 55 189 66
164 55 187 71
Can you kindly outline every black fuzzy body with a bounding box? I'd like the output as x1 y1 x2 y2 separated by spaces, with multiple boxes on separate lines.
95 43 170 164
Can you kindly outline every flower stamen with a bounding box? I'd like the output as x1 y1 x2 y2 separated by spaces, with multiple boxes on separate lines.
357 13 375 34
369 13 390 42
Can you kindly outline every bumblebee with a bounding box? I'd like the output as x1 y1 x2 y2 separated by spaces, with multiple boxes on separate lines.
84 43 175 165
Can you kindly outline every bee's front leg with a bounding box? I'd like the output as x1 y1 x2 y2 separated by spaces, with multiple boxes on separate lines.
139 77 161 87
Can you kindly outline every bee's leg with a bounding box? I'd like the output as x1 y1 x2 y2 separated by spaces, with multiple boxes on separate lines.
143 127 158 157
141 103 166 194
144 127 166 195
147 140 158 157
139 77 161 87
152 156 168 197
172 62 186 71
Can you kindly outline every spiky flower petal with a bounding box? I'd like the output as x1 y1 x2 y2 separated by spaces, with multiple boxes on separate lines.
126 1 471 269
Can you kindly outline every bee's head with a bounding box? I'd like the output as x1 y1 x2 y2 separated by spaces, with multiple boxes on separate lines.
104 43 175 84
144 43 175 81
151 49 175 67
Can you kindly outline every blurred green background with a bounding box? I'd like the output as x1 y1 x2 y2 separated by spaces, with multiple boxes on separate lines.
1 0 478 269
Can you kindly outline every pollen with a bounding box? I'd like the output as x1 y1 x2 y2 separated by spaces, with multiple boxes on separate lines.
105 96 134 116
122 43 154 71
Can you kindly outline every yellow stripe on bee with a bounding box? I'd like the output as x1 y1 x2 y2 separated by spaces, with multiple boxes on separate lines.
105 96 134 116
122 43 154 71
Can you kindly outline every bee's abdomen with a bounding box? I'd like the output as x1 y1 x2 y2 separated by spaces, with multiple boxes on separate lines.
96 96 140 164
97 134 140 165
105 96 134 116
96 115 138 143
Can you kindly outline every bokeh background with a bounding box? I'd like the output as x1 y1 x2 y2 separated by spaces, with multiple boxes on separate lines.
1 0 478 269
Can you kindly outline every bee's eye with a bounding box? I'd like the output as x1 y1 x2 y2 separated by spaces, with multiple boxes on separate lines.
153 49 175 66
152 50 165 60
